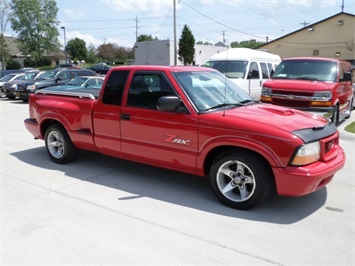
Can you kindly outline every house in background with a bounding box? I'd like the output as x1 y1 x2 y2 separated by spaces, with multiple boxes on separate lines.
1 36 66 69
133 39 228 66
258 12 355 78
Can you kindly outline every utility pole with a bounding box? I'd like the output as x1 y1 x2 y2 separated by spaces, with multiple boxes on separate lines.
222 31 226 44
341 0 344 12
173 0 177 66
134 16 140 42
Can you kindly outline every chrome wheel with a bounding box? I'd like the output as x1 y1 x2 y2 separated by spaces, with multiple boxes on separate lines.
45 124 78 164
216 160 256 202
209 151 273 210
47 130 65 159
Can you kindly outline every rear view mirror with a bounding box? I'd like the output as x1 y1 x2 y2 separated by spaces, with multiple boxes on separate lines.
340 72 352 82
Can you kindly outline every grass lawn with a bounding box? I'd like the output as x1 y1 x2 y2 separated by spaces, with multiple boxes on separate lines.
345 122 355 134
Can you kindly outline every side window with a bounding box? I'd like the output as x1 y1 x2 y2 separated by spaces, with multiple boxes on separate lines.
260 62 269 79
102 70 130 105
127 73 176 109
248 62 260 79
57 71 69 80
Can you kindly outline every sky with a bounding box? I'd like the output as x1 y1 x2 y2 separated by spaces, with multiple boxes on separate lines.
6 0 355 49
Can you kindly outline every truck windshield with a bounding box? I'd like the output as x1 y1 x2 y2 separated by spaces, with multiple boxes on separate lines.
204 60 247 79
272 60 337 82
172 70 254 112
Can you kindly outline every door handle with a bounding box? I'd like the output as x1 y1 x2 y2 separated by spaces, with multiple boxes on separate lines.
121 113 130 120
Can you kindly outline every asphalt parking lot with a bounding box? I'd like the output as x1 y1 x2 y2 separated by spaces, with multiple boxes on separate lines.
1 98 354 265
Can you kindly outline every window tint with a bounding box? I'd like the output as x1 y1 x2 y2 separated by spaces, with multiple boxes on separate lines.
260 62 269 79
127 73 176 109
248 62 260 79
102 70 129 105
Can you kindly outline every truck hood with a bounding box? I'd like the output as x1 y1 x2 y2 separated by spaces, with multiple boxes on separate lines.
264 79 334 91
221 103 329 132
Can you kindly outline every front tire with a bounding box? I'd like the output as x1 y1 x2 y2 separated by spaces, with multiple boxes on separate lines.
332 105 339 126
209 150 273 210
45 124 78 164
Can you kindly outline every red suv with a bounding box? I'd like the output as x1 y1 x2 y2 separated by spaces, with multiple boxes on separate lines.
261 57 353 125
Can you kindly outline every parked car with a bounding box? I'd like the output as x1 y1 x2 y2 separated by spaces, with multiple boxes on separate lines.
2 71 40 99
49 76 104 91
55 63 79 69
261 57 353 125
15 68 97 102
95 65 112 75
1 73 26 99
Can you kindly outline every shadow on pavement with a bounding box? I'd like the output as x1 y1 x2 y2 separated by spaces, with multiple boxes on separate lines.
11 146 327 225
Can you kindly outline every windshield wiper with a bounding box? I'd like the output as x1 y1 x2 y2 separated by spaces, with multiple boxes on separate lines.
295 77 319 81
239 99 260 105
204 103 243 111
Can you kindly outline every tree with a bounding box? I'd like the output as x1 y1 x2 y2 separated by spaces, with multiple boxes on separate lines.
230 39 265 49
136 34 158 42
178 25 195 65
0 0 11 70
66 37 88 63
196 41 213 46
9 0 60 66
86 43 97 64
97 43 117 63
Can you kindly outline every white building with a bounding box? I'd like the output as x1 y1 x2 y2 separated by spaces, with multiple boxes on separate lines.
133 39 228 66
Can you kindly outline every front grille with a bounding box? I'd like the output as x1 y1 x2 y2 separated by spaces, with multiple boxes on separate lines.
320 134 339 162
272 98 311 107
273 90 313 96
16 85 25 92
324 139 334 154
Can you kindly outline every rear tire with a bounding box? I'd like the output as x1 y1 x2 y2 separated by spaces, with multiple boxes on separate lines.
45 124 78 164
209 150 273 210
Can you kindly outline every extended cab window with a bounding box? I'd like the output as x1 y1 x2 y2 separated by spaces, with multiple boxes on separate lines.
102 70 129 105
127 73 176 109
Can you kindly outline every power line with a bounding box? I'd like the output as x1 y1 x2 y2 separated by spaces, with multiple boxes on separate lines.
179 0 267 40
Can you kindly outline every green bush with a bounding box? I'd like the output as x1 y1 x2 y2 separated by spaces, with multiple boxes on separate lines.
24 58 36 67
6 59 21 69
38 57 51 67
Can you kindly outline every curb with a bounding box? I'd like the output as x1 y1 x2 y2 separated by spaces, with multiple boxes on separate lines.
338 112 355 141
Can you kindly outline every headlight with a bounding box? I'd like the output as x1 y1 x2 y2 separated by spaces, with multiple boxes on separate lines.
27 85 36 92
313 91 332 99
261 86 272 95
11 84 17 89
291 141 320 166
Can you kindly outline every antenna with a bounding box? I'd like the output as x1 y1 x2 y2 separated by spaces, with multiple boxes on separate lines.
341 0 344 12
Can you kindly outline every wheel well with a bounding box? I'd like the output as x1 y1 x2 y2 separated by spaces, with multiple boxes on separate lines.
204 146 273 178
40 119 63 137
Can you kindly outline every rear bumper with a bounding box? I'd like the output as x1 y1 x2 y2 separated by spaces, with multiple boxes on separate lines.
24 118 42 139
273 146 345 196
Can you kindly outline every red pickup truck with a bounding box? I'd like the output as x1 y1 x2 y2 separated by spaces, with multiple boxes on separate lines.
25 65 345 210
261 57 353 125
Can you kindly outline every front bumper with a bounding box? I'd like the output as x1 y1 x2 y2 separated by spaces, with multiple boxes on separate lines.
273 146 345 196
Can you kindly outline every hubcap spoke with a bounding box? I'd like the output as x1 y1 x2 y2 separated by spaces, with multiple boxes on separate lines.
221 181 236 194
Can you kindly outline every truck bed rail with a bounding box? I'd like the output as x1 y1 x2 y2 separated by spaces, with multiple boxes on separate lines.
35 88 98 99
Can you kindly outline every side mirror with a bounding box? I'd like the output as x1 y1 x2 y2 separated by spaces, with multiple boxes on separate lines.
157 96 184 112
340 72 352 82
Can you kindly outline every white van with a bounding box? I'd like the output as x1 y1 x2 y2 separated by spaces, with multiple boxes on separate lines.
204 48 281 100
